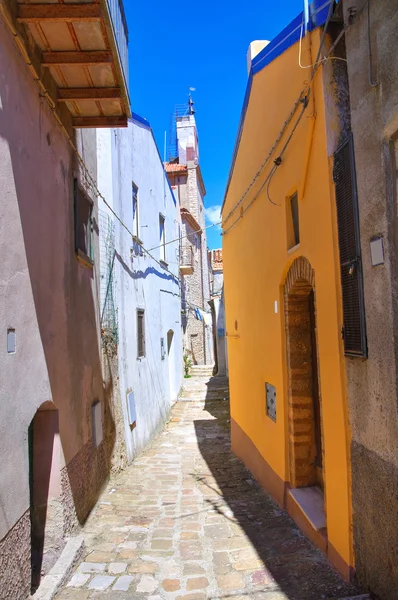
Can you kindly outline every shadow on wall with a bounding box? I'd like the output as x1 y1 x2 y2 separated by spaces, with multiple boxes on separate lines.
0 62 116 593
191 379 358 600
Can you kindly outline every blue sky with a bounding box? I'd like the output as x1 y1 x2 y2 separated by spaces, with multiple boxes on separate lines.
124 0 303 249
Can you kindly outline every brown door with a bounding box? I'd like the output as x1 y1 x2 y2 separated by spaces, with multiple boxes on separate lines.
309 290 323 489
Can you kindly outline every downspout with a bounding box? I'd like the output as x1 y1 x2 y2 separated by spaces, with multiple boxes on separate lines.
299 27 317 201
367 1 378 88
199 232 207 364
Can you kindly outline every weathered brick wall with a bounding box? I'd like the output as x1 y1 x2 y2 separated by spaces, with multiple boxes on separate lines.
181 217 206 364
180 166 213 365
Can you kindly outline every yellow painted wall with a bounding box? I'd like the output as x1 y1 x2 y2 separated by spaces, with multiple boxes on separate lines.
222 29 353 571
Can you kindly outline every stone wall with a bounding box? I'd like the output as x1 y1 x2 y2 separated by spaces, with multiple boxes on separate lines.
181 217 207 364
343 0 398 597
0 510 31 600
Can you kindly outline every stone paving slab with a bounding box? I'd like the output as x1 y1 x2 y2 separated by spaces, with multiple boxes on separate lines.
55 376 359 600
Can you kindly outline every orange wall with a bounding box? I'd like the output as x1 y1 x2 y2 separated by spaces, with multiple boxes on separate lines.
222 29 353 571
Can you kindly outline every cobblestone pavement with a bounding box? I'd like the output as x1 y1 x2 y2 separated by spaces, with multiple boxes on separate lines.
56 376 358 600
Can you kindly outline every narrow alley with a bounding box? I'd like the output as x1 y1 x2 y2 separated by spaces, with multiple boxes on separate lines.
56 374 358 600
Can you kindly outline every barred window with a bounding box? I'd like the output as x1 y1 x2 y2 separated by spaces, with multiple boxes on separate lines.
333 135 367 357
137 309 145 358
74 178 93 264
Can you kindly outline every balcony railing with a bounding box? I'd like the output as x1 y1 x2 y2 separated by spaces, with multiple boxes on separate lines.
180 246 194 274
106 0 129 89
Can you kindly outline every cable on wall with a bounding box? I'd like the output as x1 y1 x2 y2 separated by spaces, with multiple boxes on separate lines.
222 0 339 237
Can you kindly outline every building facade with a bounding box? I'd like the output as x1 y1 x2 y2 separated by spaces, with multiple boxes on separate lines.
209 250 228 377
97 114 183 463
166 108 213 366
222 2 355 580
342 0 398 597
0 1 130 598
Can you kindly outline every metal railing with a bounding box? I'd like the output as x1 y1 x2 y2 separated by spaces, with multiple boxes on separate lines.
106 0 129 88
180 245 194 268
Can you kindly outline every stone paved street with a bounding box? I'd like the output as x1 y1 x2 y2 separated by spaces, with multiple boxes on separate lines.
55 376 357 600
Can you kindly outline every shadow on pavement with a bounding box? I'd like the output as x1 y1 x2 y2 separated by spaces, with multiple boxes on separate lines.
193 376 358 600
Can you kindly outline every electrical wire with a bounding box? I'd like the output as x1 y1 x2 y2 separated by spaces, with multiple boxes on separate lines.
222 0 338 237
0 7 185 284
298 13 347 68
147 219 222 252
266 166 279 207
222 90 307 227
223 89 310 236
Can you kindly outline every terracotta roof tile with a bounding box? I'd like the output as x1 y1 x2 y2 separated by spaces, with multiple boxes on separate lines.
212 248 223 270
165 162 187 173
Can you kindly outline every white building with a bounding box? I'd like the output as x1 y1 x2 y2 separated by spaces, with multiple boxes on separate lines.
97 114 183 462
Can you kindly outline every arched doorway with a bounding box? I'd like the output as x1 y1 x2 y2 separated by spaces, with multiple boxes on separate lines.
284 257 323 492
29 402 64 592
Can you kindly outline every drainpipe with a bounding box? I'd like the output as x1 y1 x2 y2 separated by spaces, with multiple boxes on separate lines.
367 1 378 88
199 233 207 365
300 25 317 201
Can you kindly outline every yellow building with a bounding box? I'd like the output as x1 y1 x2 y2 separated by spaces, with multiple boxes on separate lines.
222 2 358 580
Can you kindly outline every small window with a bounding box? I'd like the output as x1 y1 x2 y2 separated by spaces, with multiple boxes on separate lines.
132 182 139 239
7 329 16 354
74 179 93 263
137 309 145 358
159 214 166 263
92 401 103 448
286 192 300 249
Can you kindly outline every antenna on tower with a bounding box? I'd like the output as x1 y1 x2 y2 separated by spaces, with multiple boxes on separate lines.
188 87 196 115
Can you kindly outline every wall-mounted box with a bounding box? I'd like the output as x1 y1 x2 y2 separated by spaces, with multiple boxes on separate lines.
127 391 137 425
265 382 277 421
92 401 103 448
370 236 384 266
7 329 16 354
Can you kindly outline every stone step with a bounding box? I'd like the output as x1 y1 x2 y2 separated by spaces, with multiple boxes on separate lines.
190 366 215 376
337 596 370 600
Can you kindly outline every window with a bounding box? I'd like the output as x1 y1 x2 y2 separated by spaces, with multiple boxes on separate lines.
74 178 93 263
137 309 145 358
286 192 300 249
7 329 16 354
333 134 367 357
132 182 139 239
159 214 166 263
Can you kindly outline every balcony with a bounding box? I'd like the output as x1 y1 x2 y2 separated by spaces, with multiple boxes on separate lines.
180 246 194 275
2 0 131 128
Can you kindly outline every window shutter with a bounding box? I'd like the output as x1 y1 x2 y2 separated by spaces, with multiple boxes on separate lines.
74 178 93 261
333 135 367 357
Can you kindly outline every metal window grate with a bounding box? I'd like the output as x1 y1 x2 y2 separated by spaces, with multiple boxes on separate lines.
137 309 145 358
333 135 367 357
290 193 300 246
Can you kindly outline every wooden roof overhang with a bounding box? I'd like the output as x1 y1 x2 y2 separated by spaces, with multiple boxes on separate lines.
2 0 131 128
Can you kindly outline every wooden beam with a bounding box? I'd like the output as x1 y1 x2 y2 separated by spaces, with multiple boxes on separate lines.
17 4 102 23
42 52 113 66
73 116 128 128
58 88 122 101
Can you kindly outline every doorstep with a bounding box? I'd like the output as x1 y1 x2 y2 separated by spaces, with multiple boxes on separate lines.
286 485 328 555
289 486 326 530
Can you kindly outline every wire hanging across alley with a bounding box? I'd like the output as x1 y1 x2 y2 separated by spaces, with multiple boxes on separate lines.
221 0 340 237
